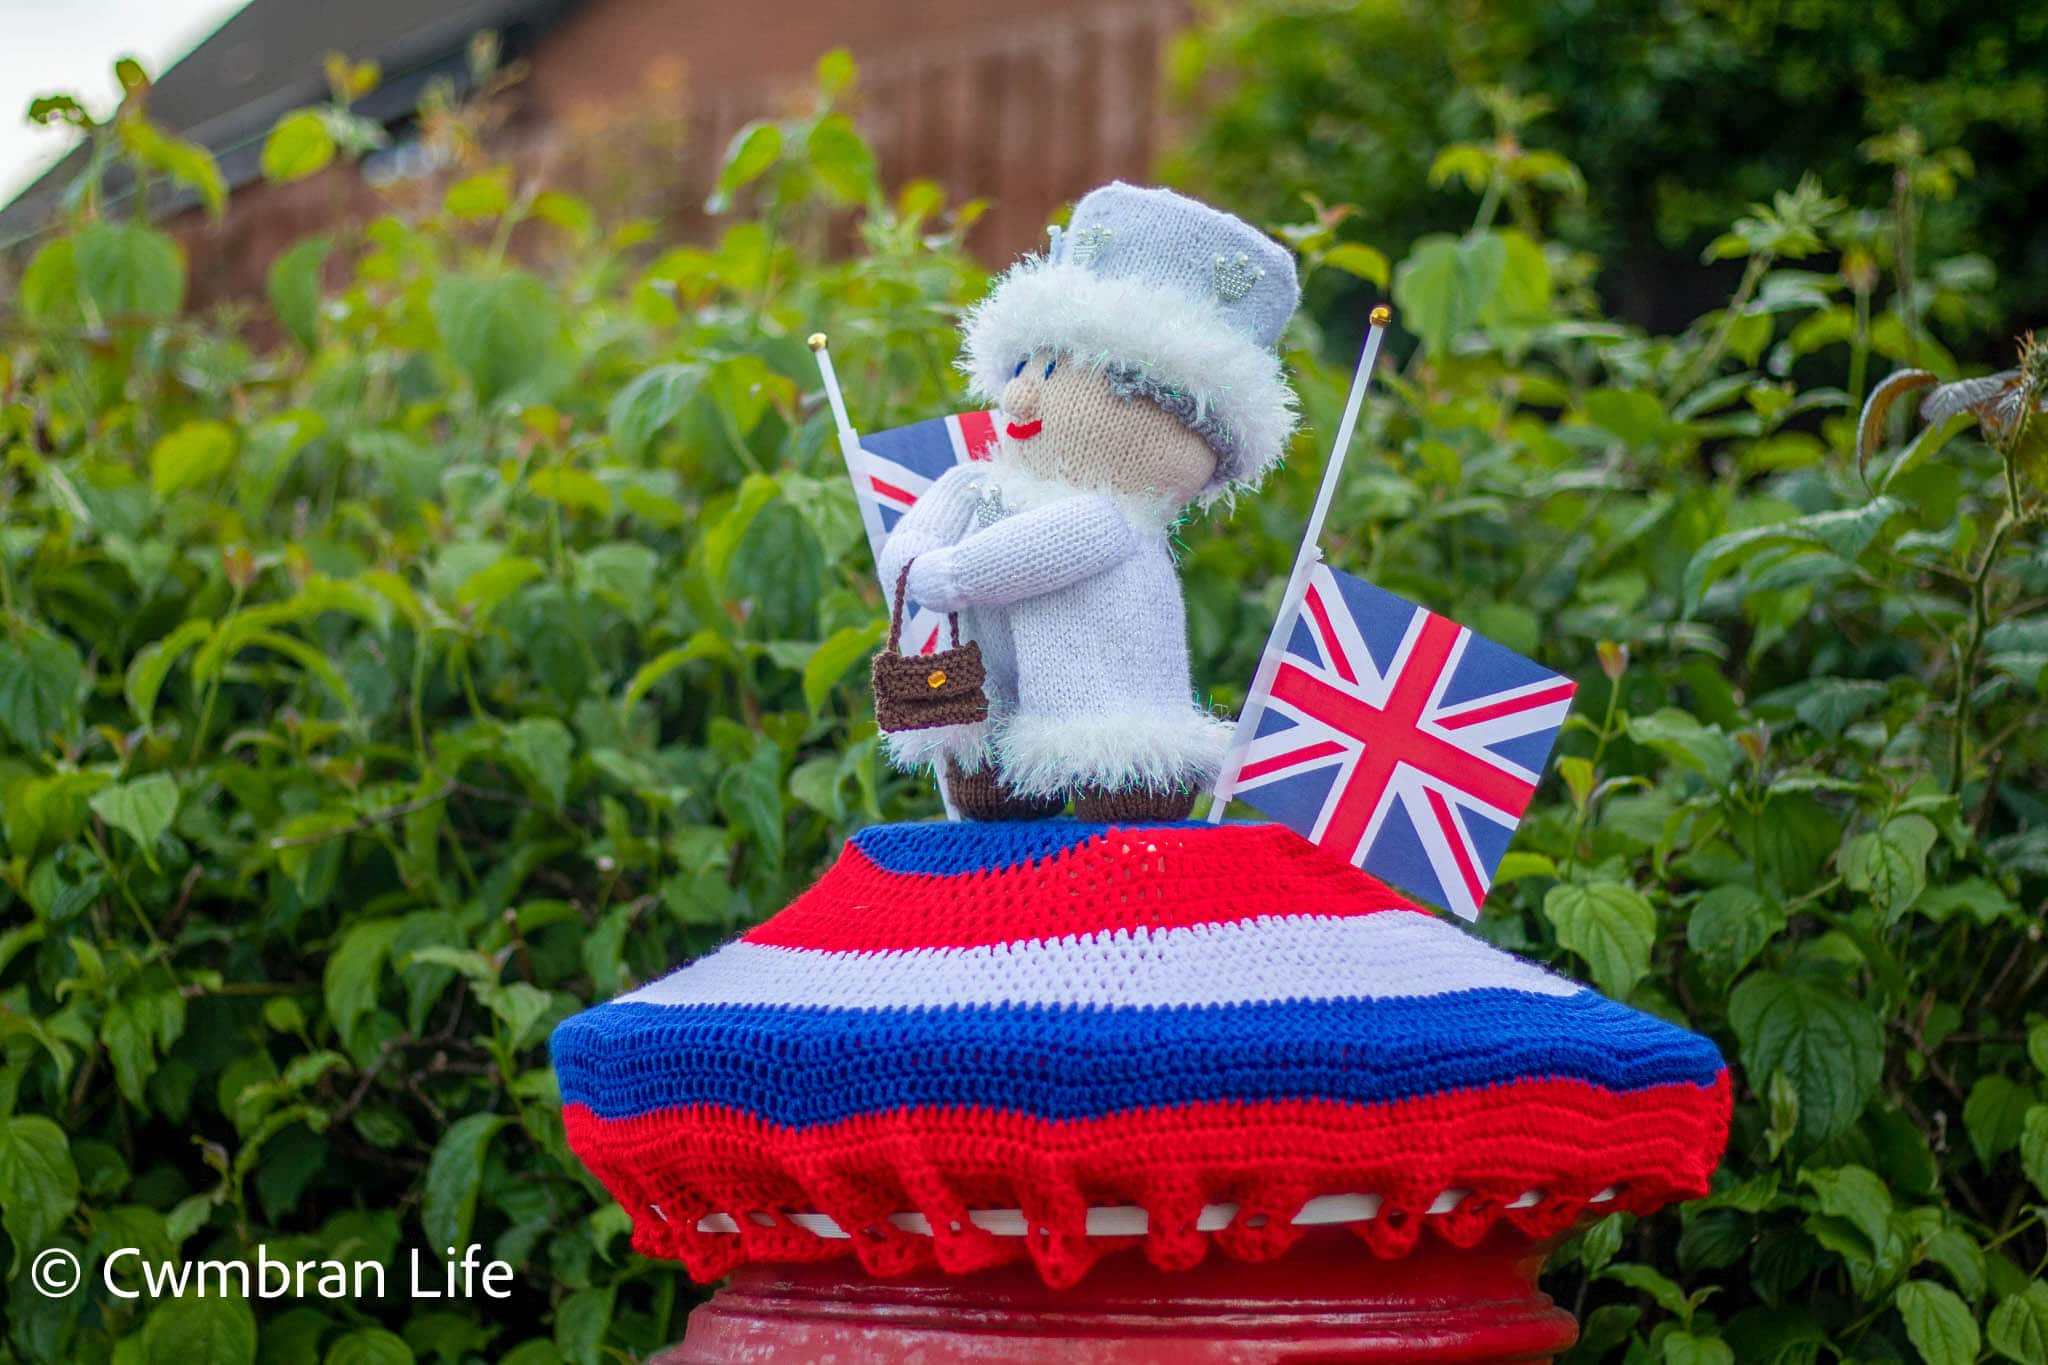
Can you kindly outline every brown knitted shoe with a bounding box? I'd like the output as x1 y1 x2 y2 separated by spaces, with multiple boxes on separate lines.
1071 784 1198 822
945 758 1066 822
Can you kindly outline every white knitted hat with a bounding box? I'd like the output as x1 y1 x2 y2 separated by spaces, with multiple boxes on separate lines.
959 182 1302 497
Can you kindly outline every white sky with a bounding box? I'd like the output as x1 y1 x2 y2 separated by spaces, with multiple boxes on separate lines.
0 0 249 201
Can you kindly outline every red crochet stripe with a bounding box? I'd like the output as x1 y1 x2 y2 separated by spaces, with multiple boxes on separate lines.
562 1072 1731 1289
744 824 1423 953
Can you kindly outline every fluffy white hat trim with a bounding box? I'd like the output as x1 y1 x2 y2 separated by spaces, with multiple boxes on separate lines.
958 259 1298 498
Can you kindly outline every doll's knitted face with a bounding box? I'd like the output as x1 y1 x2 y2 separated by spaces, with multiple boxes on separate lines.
998 352 1217 507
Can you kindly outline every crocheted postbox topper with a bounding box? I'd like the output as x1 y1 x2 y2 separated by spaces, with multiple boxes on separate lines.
552 821 1731 1289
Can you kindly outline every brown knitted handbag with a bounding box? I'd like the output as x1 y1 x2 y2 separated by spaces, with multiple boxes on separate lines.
872 562 988 732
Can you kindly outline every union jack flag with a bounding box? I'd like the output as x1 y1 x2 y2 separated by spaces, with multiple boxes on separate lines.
1229 563 1576 920
854 411 999 656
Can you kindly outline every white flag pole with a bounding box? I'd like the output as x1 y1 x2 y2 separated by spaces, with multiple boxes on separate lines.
808 333 961 822
1206 304 1392 824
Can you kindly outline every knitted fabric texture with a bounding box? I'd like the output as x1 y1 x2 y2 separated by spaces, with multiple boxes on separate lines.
872 564 987 733
960 182 1301 499
552 821 1732 1289
998 362 1220 519
882 460 1231 799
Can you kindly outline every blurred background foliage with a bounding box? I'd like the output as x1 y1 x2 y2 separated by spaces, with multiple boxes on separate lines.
1167 0 2047 346
2 21 2048 1365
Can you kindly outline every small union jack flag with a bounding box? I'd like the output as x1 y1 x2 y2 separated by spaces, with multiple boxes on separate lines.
1229 563 1576 920
854 411 999 656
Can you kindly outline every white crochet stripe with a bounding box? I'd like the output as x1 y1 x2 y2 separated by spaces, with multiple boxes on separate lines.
618 911 1580 1012
684 1187 1621 1238
958 260 1298 498
998 706 1233 798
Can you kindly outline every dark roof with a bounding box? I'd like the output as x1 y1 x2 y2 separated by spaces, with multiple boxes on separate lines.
0 0 576 241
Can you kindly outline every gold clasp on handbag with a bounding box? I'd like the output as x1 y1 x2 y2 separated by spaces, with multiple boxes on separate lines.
927 670 947 689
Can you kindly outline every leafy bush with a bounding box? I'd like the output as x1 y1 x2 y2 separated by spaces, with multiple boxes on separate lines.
3 42 2047 1365
1 55 985 1363
1166 0 2047 340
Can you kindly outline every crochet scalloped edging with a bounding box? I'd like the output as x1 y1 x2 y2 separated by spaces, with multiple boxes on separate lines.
562 1072 1732 1290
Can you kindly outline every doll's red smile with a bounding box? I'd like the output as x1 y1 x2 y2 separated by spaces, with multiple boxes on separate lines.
1005 419 1043 440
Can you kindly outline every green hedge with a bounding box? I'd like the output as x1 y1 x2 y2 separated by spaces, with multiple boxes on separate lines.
3 48 2047 1365
1166 0 2044 342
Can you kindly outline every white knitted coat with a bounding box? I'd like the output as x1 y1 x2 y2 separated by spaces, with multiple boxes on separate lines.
877 461 1231 798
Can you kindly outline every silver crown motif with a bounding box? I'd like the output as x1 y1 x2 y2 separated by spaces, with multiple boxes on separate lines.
1068 224 1115 267
1212 251 1265 302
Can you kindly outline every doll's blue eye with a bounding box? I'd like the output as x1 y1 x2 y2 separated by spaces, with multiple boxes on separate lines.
1043 360 1057 379
1012 358 1027 378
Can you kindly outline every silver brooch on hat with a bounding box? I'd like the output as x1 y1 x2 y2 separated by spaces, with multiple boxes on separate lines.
1068 224 1114 267
1213 251 1265 302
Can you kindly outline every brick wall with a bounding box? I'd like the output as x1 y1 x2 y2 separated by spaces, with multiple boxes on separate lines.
163 0 1191 308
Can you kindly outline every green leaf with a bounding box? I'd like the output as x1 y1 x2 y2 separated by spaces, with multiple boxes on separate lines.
1924 1227 1988 1303
1681 497 1901 613
443 170 512 219
503 716 574 810
805 114 877 204
1687 884 1784 975
1482 227 1551 325
2027 1107 2048 1201
0 628 84 753
267 234 332 350
711 121 783 210
2033 1023 2048 1080
89 773 181 862
702 474 783 589
143 1291 256 1365
620 630 729 714
1793 678 1889 739
1322 242 1391 287
429 270 561 403
815 47 859 98
554 1285 615 1365
1727 971 1883 1143
324 1327 414 1365
0 1114 79 1272
1962 1075 2036 1166
531 190 595 239
324 918 406 1051
1896 1280 1979 1365
151 419 237 498
74 222 185 320
19 237 82 323
1842 813 1937 921
126 618 214 731
528 468 613 518
262 110 337 182
1663 1331 1735 1365
1800 1165 1893 1253
1542 879 1655 999
1989 1283 2048 1365
421 1113 508 1251
1625 708 1738 785
606 363 702 461
803 621 886 714
1392 232 1506 359
1603 1262 1693 1320
1584 388 1673 447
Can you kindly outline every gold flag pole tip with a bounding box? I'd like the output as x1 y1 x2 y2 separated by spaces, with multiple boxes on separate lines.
807 333 829 351
1369 305 1391 327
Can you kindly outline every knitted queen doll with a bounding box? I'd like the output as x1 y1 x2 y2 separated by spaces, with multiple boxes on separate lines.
877 182 1301 821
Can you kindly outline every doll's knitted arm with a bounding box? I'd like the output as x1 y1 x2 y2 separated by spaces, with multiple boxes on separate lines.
906 495 1138 610
876 465 981 607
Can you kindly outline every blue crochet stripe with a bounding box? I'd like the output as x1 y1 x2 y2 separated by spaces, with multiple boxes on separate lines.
847 819 1211 877
551 989 1726 1127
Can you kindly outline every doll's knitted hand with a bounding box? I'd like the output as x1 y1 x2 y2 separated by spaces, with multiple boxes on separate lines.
906 494 1137 610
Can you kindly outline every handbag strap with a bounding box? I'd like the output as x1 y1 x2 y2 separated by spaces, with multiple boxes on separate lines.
889 560 961 652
